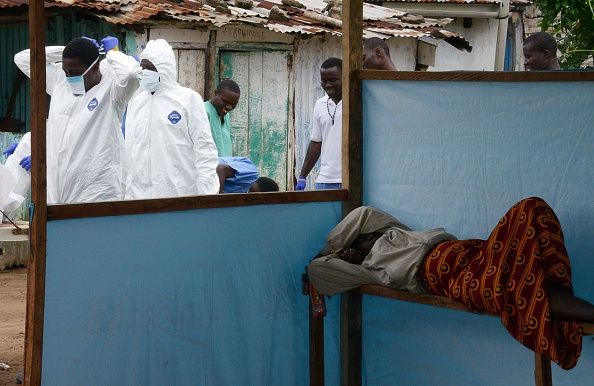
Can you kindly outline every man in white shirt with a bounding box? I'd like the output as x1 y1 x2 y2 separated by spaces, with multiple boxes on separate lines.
14 37 140 203
124 39 219 199
295 58 343 190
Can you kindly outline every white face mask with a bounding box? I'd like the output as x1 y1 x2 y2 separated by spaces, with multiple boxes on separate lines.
140 69 160 93
66 56 99 96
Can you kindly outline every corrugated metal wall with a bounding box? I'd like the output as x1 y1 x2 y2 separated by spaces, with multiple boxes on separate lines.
1 11 136 220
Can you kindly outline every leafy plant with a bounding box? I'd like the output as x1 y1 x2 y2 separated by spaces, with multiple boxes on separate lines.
531 0 594 67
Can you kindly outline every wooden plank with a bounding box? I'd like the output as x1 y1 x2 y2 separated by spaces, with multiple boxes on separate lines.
340 291 362 386
359 285 491 315
25 1 48 385
259 51 290 189
341 0 364 385
534 353 553 386
247 51 264 174
309 299 324 386
46 190 348 221
205 30 217 100
176 49 206 97
582 323 594 335
220 51 250 156
360 70 594 82
342 0 364 215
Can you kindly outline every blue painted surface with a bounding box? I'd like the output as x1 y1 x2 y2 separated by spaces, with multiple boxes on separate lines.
361 80 594 384
43 202 342 386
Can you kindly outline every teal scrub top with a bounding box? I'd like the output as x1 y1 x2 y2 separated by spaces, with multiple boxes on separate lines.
204 101 233 157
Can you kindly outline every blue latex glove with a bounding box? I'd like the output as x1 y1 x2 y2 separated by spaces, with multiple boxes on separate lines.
101 36 119 53
295 177 307 191
2 142 18 157
82 36 100 49
19 156 31 172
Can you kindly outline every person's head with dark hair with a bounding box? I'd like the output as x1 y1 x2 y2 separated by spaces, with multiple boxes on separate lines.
320 57 342 103
362 37 397 71
321 57 342 70
523 32 560 71
249 177 279 193
62 37 102 93
209 79 241 118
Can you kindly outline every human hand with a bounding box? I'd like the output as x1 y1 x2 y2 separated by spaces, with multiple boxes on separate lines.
295 177 306 190
101 36 119 53
19 156 31 172
2 142 18 157
82 36 100 49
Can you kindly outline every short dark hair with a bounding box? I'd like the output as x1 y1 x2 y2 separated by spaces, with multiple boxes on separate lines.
253 177 279 192
364 37 390 57
217 79 241 94
321 57 342 70
524 32 558 54
63 38 100 67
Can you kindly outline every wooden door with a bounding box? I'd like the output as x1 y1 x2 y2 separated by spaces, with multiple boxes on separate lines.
218 50 291 189
174 49 206 97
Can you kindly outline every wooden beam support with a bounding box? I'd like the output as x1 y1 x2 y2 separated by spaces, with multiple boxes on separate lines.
309 300 325 386
342 0 364 215
534 353 553 386
340 291 362 386
24 1 48 385
341 1 364 385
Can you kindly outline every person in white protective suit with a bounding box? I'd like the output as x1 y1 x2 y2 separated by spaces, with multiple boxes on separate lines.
0 133 31 222
123 39 219 199
14 37 140 204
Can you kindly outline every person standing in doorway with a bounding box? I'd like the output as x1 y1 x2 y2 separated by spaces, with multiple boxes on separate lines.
296 58 343 191
205 80 241 156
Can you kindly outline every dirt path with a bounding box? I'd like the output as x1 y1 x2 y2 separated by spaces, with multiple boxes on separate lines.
0 268 26 385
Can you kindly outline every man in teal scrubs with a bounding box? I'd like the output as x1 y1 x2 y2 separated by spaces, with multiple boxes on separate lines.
204 79 241 156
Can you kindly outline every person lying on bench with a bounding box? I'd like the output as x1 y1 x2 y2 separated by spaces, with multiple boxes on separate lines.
307 197 594 370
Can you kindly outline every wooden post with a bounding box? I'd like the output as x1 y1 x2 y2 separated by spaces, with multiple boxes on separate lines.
534 353 553 386
309 300 325 386
205 29 218 100
341 0 364 385
341 0 364 215
340 291 362 386
24 1 48 385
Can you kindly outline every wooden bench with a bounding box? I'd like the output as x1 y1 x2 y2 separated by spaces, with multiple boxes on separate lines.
307 286 594 386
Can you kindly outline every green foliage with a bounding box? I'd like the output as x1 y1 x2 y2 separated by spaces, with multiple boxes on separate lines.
530 0 594 67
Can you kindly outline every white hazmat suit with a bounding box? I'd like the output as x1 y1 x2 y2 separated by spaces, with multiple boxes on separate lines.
124 39 219 199
0 133 31 222
14 47 140 204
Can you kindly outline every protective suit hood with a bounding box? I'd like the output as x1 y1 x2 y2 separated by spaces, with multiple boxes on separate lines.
140 39 177 88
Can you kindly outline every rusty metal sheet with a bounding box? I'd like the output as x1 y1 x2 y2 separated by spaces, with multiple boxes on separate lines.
0 0 471 51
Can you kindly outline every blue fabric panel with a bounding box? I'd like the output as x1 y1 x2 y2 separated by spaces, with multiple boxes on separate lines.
361 80 594 384
42 202 342 386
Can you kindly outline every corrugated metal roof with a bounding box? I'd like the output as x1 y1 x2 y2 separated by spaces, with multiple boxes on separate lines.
0 1 472 51
379 0 531 4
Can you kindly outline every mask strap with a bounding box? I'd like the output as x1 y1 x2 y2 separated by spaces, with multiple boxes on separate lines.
81 55 100 76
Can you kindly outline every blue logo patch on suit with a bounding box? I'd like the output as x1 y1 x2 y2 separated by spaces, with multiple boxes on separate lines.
168 111 182 124
87 98 99 111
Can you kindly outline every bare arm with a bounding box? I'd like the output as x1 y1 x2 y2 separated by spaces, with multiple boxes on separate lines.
299 140 322 178
216 163 236 193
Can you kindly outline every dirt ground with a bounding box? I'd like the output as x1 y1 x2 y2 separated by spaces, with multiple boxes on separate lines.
0 268 26 385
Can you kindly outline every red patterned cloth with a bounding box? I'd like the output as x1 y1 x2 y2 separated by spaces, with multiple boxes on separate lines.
418 197 583 369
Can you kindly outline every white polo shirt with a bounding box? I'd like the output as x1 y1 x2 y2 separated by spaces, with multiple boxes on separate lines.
311 95 342 183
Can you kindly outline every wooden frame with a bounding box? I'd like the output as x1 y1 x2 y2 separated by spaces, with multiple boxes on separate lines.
360 70 594 82
332 2 594 386
22 0 593 384
25 2 47 385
